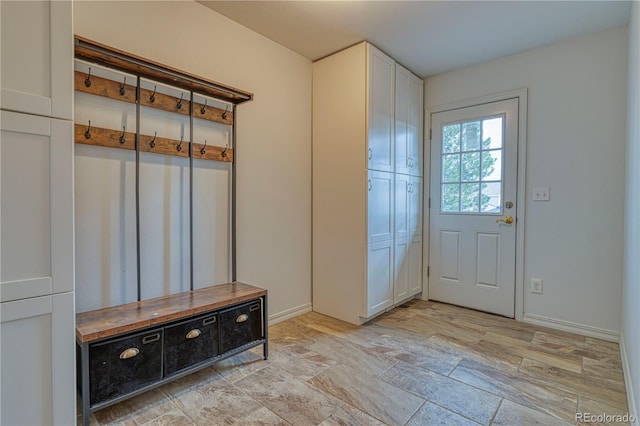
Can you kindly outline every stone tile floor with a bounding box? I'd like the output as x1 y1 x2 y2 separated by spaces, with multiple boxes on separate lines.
80 300 629 425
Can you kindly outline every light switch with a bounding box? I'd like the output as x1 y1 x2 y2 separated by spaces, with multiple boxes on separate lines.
533 187 550 201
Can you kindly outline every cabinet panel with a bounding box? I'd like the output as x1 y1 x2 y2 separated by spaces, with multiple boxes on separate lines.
1 292 74 426
395 65 423 177
367 45 395 173
409 176 423 237
368 170 394 243
366 240 393 317
394 237 410 303
395 174 410 240
0 0 73 119
408 236 423 297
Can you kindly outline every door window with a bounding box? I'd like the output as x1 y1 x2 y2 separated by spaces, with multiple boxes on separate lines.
441 115 504 214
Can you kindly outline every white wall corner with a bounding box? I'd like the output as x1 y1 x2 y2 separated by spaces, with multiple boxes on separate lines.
268 303 312 326
522 313 620 342
621 333 639 425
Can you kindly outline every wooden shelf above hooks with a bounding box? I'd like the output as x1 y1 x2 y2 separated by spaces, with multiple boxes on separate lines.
75 71 234 126
74 123 234 162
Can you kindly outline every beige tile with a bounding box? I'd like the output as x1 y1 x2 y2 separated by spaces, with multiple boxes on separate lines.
137 408 194 426
381 361 501 425
427 334 522 373
318 403 386 426
169 373 262 424
308 364 424 425
492 399 571 425
233 407 290 425
406 402 482 426
212 349 269 383
450 359 578 422
92 389 176 426
267 344 333 381
235 365 341 425
577 396 631 425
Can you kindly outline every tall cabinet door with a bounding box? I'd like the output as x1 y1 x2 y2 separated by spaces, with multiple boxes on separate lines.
367 45 395 173
0 0 73 120
394 238 410 303
366 240 393 317
408 236 423 296
368 170 394 243
409 176 423 238
395 65 424 177
395 174 410 240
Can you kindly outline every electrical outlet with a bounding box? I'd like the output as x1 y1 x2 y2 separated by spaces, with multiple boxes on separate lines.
531 278 543 294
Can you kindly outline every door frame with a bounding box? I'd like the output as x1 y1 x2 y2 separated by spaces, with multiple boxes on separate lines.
423 88 528 320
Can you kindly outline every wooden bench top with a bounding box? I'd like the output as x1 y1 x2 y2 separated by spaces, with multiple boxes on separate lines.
76 282 267 343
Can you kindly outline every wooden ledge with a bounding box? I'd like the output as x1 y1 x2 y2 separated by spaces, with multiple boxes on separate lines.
76 282 267 343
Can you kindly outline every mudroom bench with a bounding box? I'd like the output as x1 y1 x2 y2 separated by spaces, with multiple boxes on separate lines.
76 282 268 426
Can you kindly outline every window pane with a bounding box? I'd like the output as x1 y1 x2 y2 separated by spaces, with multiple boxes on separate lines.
481 182 502 213
482 117 503 149
442 184 460 212
461 152 480 182
443 124 460 153
481 149 502 181
461 183 479 212
462 121 480 151
442 154 460 183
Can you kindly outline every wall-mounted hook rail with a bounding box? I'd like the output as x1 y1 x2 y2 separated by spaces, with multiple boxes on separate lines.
150 132 157 148
200 140 207 155
222 105 229 120
176 94 184 110
200 100 207 115
84 121 92 139
150 85 157 103
84 67 92 87
119 127 127 144
119 77 127 96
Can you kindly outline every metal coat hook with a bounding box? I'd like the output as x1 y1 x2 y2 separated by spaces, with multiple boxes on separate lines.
84 120 92 139
150 85 157 103
200 100 207 115
119 126 126 144
221 144 228 158
177 136 183 152
176 94 184 110
200 140 207 155
221 105 229 120
119 77 127 96
84 68 92 87
149 132 157 148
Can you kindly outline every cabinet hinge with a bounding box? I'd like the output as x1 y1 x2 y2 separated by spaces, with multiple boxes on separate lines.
427 266 430 277
429 128 432 141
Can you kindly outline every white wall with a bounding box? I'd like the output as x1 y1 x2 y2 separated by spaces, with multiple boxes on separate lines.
622 1 639 421
425 27 628 336
74 1 312 319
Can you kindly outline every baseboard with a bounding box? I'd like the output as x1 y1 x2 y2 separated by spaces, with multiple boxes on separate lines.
522 313 620 342
620 333 639 425
268 302 312 325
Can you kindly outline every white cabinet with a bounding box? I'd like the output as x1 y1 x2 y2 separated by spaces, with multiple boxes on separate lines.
395 64 424 177
367 45 395 173
313 42 424 325
1 1 75 424
0 0 73 120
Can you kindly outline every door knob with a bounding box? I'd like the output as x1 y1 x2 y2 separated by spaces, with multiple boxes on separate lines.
496 215 513 224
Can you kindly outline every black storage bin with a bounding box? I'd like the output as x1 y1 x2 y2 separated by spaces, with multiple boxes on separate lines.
219 300 263 353
164 313 219 376
89 328 163 406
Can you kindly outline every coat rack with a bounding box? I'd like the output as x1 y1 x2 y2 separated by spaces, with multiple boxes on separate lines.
74 35 252 302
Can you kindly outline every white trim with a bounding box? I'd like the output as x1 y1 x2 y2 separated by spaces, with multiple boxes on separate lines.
0 277 52 302
268 302 312 325
621 333 639 425
523 313 620 342
428 88 528 320
0 89 52 118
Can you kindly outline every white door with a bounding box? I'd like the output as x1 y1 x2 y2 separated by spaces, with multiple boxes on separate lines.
429 99 518 317
368 170 394 243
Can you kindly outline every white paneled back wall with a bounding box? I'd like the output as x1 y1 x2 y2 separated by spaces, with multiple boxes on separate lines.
74 63 233 312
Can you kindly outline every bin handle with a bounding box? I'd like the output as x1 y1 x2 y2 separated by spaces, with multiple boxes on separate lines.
236 314 249 323
119 348 139 360
186 329 201 339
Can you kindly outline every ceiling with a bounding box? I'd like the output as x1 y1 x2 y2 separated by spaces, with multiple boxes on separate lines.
199 1 631 78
